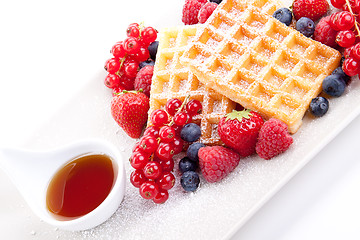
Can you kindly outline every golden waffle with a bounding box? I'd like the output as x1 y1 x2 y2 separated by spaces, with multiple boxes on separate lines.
149 25 236 145
180 0 342 133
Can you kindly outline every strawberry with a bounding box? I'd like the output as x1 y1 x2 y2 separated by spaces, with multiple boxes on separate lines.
111 90 150 139
198 146 241 183
218 109 264 158
255 118 293 160
292 0 329 22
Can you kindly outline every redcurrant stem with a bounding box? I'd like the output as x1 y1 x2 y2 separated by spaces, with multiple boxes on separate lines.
345 0 360 37
168 94 191 126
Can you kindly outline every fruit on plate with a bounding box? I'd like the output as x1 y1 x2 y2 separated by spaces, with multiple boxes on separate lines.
272 7 293 26
111 90 150 139
182 0 207 25
198 2 218 24
292 0 328 22
255 118 293 160
104 23 158 94
198 146 241 183
129 97 203 203
218 109 264 158
134 65 154 97
313 16 338 48
296 17 315 37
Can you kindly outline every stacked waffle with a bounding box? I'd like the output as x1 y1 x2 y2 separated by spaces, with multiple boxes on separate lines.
149 0 342 145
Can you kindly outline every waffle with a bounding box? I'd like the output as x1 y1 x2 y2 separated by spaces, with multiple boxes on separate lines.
180 0 342 133
148 25 236 145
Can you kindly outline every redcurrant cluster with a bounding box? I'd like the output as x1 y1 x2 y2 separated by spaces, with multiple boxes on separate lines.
104 23 157 93
329 0 360 76
129 97 203 204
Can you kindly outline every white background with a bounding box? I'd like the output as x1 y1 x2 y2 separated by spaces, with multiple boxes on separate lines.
0 0 360 239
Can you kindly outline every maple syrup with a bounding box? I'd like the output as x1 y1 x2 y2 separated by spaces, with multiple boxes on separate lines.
46 153 116 220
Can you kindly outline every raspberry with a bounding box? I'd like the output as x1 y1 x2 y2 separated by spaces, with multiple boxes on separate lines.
134 65 154 97
198 146 241 183
198 2 218 24
182 0 206 25
313 16 339 48
255 118 293 160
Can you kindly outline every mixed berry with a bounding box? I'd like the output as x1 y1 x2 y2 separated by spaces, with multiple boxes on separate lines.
129 97 203 203
106 0 360 205
104 23 158 93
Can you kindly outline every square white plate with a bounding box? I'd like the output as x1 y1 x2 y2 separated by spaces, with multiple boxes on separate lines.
1 0 359 239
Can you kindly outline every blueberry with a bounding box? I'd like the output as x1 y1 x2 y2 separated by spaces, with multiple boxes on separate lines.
210 0 222 3
179 157 198 173
331 67 350 85
139 59 155 69
272 8 293 26
180 123 201 142
180 171 200 192
322 74 346 97
309 97 329 117
148 41 159 61
186 142 205 161
296 17 315 37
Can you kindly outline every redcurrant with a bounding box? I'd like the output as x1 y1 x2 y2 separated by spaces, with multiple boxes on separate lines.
158 158 174 172
139 135 159 153
130 169 147 188
150 109 169 127
111 41 126 59
104 73 120 89
143 126 160 138
343 57 360 76
172 136 184 154
126 23 140 38
331 0 346 9
153 189 169 204
123 37 141 55
165 98 182 116
335 12 355 31
130 151 150 169
173 112 191 126
143 161 162 180
104 58 120 74
123 60 139 78
156 172 175 190
142 26 157 46
139 181 159 200
344 46 354 58
350 43 360 60
155 142 175 161
134 47 150 62
186 99 202 116
159 126 176 143
336 30 356 48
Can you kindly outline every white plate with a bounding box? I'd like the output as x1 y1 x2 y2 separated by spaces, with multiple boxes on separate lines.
1 0 360 239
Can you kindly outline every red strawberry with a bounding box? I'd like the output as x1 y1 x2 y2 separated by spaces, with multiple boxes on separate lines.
218 109 264 158
198 146 241 183
111 90 150 138
255 118 293 160
182 0 207 25
292 0 329 22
